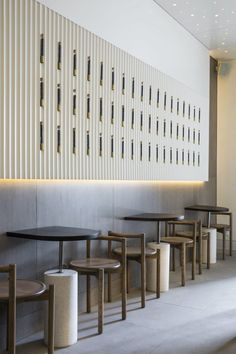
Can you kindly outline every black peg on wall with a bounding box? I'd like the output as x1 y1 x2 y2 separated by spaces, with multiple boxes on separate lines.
100 61 103 85
157 89 160 108
40 78 44 107
73 90 76 115
57 125 61 153
149 143 151 162
140 141 143 161
171 96 173 113
170 147 173 164
40 34 44 64
111 101 114 124
57 42 62 70
156 118 159 135
87 56 91 81
57 84 61 112
100 98 103 122
111 135 114 158
111 67 115 90
156 144 159 162
132 77 135 98
73 128 76 154
122 73 125 95
87 94 90 119
141 82 144 102
131 109 134 129
149 86 152 105
122 105 125 127
99 133 102 156
121 137 124 159
149 114 151 133
164 91 167 111
86 130 90 155
140 111 143 131
73 50 77 76
183 101 185 117
40 122 44 151
131 139 134 160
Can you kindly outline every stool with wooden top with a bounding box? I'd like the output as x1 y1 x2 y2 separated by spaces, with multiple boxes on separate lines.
108 231 160 309
210 212 232 260
0 264 55 354
168 220 210 274
160 222 196 286
70 235 126 334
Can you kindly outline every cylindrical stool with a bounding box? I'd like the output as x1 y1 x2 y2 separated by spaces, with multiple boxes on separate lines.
44 269 78 348
202 228 217 264
146 242 170 292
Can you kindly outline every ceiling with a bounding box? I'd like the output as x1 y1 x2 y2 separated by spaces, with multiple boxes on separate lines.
153 0 236 60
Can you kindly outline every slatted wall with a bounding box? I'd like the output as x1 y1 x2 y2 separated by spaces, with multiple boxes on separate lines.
0 0 209 180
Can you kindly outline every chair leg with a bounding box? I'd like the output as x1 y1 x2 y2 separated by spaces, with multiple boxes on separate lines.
172 247 176 271
98 269 104 334
86 275 91 313
156 251 160 298
48 285 55 354
8 303 16 354
140 256 146 309
121 264 127 320
223 229 226 260
199 236 202 275
230 218 233 256
126 260 130 294
207 234 210 269
181 244 186 286
108 273 112 303
192 243 196 280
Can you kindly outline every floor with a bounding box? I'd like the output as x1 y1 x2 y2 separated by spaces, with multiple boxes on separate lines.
14 253 236 354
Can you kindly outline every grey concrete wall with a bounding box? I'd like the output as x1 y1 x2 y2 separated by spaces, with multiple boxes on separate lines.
0 57 217 348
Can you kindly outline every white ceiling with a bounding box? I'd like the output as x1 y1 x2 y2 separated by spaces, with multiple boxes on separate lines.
153 0 236 60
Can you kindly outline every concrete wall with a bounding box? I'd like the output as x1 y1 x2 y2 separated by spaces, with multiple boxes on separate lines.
217 60 236 246
0 0 215 349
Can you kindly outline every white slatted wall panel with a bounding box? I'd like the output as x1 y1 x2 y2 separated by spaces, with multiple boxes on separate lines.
0 0 209 180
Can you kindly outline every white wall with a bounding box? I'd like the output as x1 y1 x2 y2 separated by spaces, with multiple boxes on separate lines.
217 60 236 242
37 0 210 98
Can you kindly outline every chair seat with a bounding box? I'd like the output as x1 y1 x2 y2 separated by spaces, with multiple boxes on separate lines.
161 236 194 245
210 223 230 231
113 246 156 257
0 279 46 301
176 231 209 238
70 258 121 271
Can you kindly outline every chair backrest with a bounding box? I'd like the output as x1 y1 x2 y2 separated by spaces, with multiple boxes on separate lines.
0 264 16 354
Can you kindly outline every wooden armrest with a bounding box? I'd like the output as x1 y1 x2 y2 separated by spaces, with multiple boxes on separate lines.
98 235 126 243
108 231 145 240
168 220 198 226
211 212 232 216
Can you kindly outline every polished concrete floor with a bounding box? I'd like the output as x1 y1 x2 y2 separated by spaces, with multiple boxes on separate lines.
14 253 236 354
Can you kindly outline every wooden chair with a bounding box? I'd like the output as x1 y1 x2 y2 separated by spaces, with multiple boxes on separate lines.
169 220 210 274
108 231 160 308
211 212 232 259
70 235 127 334
0 265 55 354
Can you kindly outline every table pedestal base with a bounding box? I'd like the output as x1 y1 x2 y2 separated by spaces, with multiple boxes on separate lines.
202 228 217 264
44 269 78 348
146 242 170 292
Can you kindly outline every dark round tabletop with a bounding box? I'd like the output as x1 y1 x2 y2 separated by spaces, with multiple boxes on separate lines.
185 205 229 213
124 213 184 222
7 226 100 242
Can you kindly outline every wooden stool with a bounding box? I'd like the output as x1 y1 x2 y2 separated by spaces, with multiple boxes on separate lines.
70 236 126 334
0 265 54 354
211 211 232 259
108 231 160 308
161 236 194 286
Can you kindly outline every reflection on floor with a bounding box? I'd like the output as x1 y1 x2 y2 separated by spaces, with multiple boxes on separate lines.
14 254 236 354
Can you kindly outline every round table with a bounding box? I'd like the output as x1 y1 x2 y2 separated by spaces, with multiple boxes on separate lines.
124 213 184 292
185 205 229 228
7 226 100 347
124 213 184 243
185 205 229 264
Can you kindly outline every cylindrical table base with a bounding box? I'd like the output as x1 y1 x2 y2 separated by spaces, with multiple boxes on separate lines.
146 242 170 292
44 269 78 348
202 228 217 264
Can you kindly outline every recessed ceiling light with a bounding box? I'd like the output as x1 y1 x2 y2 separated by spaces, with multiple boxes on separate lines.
190 13 194 17
213 1 217 4
173 3 177 6
215 14 219 17
222 42 225 45
202 15 206 18
224 50 229 53
232 11 235 14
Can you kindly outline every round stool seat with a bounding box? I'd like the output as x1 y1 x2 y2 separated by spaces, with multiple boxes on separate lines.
210 223 230 231
113 246 156 257
70 258 121 271
176 230 209 238
161 236 194 245
0 279 46 300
